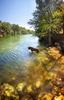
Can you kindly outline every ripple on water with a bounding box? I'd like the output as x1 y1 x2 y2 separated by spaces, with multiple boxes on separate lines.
0 34 39 83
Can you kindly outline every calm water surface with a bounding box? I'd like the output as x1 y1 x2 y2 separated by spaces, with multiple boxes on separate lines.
0 34 39 83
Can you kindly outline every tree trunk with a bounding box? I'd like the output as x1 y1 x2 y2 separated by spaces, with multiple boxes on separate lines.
14 30 16 35
48 29 52 46
62 16 64 34
48 32 51 46
63 23 64 34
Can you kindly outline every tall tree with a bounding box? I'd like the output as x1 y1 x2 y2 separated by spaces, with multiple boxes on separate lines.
12 24 19 35
58 3 64 34
29 0 63 46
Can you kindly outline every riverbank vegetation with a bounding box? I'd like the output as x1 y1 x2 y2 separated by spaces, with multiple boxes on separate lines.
29 0 64 47
0 21 34 37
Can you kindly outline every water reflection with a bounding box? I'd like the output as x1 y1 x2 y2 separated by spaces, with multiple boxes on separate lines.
0 34 39 83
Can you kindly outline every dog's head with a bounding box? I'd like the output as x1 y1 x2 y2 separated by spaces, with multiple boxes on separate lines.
28 47 31 49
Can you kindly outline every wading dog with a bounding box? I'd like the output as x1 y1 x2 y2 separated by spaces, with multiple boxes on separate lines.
28 46 39 53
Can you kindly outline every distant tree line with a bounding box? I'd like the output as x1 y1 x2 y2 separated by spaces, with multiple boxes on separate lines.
0 21 34 37
29 0 64 47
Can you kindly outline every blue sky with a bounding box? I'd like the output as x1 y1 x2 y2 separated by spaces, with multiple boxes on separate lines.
0 0 36 29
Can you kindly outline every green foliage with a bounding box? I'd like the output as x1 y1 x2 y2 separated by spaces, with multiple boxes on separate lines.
29 0 63 45
12 24 19 35
57 3 64 34
0 21 34 37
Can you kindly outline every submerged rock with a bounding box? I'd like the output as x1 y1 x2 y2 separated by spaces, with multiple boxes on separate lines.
41 93 54 100
16 82 26 92
48 47 61 60
54 95 64 100
60 87 64 95
27 84 33 93
35 80 42 88
1 83 15 97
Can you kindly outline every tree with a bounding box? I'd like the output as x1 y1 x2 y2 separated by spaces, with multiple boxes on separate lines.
12 24 19 35
29 0 63 46
57 3 64 34
0 21 35 37
0 22 11 36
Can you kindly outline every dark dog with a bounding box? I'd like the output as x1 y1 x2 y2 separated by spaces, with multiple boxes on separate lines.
28 47 39 53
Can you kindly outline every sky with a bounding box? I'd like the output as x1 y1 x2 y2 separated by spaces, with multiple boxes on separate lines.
0 0 36 29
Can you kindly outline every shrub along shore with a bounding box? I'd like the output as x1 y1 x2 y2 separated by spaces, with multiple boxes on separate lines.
0 21 34 37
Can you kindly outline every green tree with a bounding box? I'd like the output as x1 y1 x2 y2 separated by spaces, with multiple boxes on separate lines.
0 21 34 37
29 0 63 46
0 22 11 36
57 3 64 34
12 24 19 35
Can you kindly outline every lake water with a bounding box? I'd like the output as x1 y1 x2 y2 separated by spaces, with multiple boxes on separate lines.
0 34 39 84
